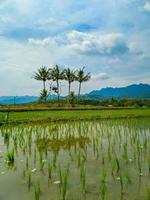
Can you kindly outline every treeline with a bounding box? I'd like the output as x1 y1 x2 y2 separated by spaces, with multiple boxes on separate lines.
33 65 91 103
78 98 150 107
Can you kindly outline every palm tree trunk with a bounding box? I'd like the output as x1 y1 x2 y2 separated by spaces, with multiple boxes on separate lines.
56 79 59 102
43 80 46 102
78 82 81 99
68 82 71 104
68 82 71 96
43 81 46 91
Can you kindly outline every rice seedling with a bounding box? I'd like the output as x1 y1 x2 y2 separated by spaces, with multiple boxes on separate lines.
116 156 120 175
6 149 15 167
4 132 10 148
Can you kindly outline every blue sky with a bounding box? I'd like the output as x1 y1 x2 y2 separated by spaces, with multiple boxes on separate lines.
0 0 150 95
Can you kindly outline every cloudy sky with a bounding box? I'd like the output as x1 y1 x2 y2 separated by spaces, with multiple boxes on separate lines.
0 0 150 96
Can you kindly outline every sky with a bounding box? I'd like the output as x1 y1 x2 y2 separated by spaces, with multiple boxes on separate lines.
0 0 150 96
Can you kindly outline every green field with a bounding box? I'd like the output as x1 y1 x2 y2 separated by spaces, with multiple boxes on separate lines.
0 108 150 125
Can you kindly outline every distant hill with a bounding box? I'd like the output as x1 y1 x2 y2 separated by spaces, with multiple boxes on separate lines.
0 96 39 105
86 84 150 99
0 95 58 105
0 84 150 105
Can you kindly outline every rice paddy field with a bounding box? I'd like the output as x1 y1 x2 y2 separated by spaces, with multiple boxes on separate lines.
0 117 150 200
0 108 150 125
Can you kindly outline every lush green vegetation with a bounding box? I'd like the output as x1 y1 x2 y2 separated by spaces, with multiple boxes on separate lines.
1 97 150 111
0 108 150 125
78 98 150 107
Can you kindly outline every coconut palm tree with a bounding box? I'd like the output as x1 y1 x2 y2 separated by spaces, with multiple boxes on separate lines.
63 68 76 96
33 66 50 91
76 67 91 99
49 65 64 102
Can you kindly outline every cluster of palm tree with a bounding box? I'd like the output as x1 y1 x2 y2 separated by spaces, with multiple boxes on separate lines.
33 65 91 103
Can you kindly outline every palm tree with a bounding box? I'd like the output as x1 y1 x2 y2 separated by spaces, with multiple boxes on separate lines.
49 65 64 102
63 68 76 96
33 66 50 91
76 67 91 99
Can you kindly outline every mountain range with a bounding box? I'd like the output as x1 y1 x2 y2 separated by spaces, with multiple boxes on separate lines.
0 84 150 105
86 83 150 99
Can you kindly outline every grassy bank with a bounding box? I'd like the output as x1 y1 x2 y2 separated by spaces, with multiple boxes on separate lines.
0 108 150 125
0 104 135 112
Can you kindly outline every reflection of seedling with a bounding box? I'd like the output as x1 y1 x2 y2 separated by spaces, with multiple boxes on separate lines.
137 157 142 176
48 161 52 179
34 148 37 165
119 173 124 195
125 172 131 186
59 165 70 200
80 163 86 193
23 169 27 178
146 185 150 200
58 166 63 191
99 166 107 200
123 143 128 162
27 171 32 190
26 157 29 170
111 160 116 179
34 182 41 200
148 158 150 175
62 170 68 200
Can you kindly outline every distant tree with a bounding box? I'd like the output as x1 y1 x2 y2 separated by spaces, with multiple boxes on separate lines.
52 86 58 95
33 66 50 91
76 67 91 99
68 91 76 107
39 89 49 102
49 82 53 100
63 68 76 97
49 65 64 102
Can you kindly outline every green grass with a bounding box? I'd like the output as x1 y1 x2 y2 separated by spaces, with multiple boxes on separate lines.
0 108 150 125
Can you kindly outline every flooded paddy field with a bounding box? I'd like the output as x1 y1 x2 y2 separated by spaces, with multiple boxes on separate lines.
0 118 150 200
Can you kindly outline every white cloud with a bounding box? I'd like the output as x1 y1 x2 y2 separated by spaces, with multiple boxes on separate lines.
28 37 56 47
144 2 150 12
67 31 129 56
27 31 130 59
92 72 109 81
